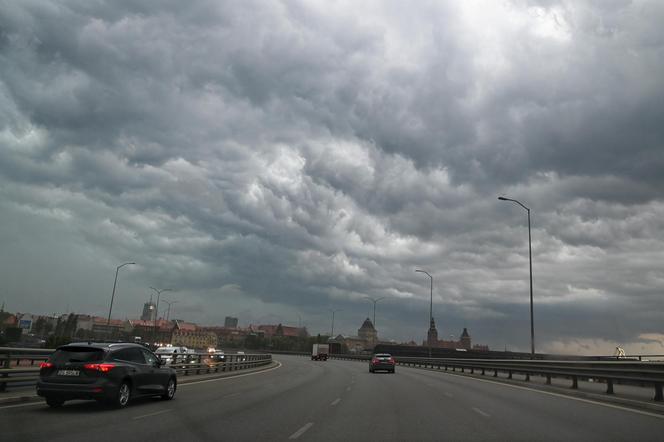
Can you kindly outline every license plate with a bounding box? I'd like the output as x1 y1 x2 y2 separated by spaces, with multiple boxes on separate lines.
57 369 80 376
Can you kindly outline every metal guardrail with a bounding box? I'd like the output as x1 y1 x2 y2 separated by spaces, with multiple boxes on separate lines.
395 357 664 401
171 353 272 376
0 347 272 391
0 347 51 392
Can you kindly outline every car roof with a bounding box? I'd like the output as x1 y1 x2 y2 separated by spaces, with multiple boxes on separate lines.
374 353 391 357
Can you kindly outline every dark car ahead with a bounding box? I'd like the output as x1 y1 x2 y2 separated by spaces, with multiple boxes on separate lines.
37 342 177 408
369 353 396 373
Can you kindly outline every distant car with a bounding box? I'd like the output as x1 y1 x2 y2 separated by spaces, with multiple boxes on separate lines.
155 346 190 367
204 349 226 367
369 353 396 373
36 342 177 408
236 351 246 362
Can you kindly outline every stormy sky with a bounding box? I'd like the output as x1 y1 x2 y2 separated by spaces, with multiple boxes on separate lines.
1 0 663 355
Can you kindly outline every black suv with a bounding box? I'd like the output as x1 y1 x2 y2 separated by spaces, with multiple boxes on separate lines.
37 342 177 408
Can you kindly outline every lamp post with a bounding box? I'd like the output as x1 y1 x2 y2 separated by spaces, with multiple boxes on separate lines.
162 299 178 321
365 296 385 328
329 309 341 337
415 269 433 358
150 287 173 342
107 262 135 325
498 196 535 357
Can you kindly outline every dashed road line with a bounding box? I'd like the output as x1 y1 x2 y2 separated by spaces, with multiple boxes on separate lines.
331 398 341 406
132 409 172 420
289 422 314 439
472 407 490 418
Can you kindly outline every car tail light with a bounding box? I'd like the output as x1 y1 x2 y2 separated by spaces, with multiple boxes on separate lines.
389 357 395 364
83 363 115 372
372 358 379 364
39 362 54 369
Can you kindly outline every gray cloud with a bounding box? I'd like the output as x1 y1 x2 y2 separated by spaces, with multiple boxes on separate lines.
1 0 663 354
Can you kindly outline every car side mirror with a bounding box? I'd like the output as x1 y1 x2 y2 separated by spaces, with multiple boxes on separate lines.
157 358 166 367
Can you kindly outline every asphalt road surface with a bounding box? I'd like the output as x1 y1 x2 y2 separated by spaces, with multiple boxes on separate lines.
1 355 662 441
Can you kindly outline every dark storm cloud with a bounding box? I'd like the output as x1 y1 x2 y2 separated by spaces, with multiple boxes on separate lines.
1 0 663 354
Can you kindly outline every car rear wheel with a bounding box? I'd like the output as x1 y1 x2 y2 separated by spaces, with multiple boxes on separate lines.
111 381 131 408
46 397 64 408
162 378 176 400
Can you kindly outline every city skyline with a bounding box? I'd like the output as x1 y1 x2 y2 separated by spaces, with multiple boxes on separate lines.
2 2 664 355
3 299 480 348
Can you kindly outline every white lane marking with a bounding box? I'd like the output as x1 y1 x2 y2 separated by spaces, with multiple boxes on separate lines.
330 398 341 406
472 407 491 418
179 361 282 387
444 392 454 398
132 409 172 420
289 422 314 439
410 367 664 420
0 401 43 410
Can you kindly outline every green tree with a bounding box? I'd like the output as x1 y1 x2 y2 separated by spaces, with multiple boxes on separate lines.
33 317 47 337
5 327 22 342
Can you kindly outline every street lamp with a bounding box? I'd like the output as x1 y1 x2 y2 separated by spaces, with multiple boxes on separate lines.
162 299 178 321
365 297 385 328
498 196 535 357
150 287 173 341
415 269 433 358
329 309 342 337
107 262 135 325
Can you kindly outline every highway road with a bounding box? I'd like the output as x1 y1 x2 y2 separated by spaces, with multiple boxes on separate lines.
1 354 662 441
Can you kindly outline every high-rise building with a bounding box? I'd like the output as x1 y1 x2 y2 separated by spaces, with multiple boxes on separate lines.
224 316 238 328
141 301 156 321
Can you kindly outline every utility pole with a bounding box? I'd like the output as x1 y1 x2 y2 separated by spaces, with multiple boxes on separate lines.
499 196 535 357
365 297 386 328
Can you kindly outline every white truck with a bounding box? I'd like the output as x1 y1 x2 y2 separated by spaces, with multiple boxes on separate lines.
311 343 329 361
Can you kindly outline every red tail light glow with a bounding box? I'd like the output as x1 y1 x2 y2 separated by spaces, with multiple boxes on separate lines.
39 362 54 369
372 358 379 364
83 363 115 372
389 358 396 364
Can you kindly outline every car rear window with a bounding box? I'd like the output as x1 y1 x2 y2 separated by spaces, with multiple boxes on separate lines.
112 348 146 363
51 347 105 363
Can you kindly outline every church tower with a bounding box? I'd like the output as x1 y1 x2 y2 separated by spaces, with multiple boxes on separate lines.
460 327 471 350
427 317 438 347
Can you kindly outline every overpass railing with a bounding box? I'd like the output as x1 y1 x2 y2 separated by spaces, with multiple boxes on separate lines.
0 347 272 392
395 356 664 401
